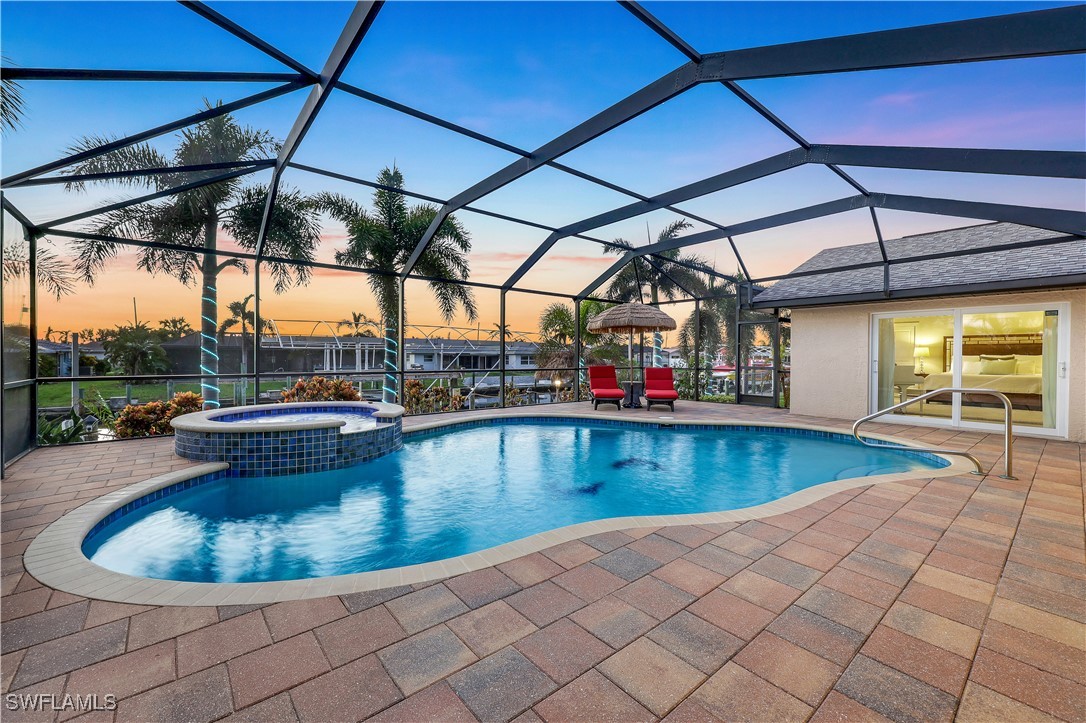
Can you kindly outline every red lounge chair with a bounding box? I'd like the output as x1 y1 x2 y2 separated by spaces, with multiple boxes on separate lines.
644 367 679 411
588 365 625 410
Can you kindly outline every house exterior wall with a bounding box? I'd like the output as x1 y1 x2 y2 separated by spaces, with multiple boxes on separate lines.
789 288 1086 441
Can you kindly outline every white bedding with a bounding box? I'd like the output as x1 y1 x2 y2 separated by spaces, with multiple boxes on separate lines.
920 372 1042 395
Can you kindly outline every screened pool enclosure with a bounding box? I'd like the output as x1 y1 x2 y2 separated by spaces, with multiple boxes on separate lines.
2 0 1084 464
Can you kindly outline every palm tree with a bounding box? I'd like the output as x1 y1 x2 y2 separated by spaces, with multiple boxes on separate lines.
337 311 380 337
219 294 268 374
62 103 322 408
103 322 170 376
486 323 524 343
677 273 740 361
534 300 622 378
316 166 477 402
156 317 193 341
603 220 710 366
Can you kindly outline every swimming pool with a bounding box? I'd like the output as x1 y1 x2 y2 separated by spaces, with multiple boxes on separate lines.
82 420 947 584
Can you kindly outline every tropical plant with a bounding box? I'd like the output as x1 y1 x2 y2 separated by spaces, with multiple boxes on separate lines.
1 239 75 300
486 323 524 342
279 376 361 403
1 55 25 132
316 166 477 402
37 353 58 377
676 270 747 365
337 311 379 338
80 389 117 432
400 378 464 414
61 103 322 408
156 317 193 341
114 391 203 438
603 221 711 366
533 300 622 377
102 322 170 376
37 410 86 445
219 294 269 373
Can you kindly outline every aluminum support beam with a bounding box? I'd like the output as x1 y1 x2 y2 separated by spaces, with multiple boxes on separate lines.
696 6 1086 81
812 145 1086 179
1 81 306 187
10 160 275 188
400 59 703 277
872 194 1086 237
619 1 701 62
254 0 383 258
0 68 305 83
578 196 868 298
178 1 318 78
502 150 804 288
580 193 1085 298
504 141 1083 289
38 164 269 229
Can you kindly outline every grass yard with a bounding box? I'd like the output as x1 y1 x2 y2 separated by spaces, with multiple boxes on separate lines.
37 380 291 409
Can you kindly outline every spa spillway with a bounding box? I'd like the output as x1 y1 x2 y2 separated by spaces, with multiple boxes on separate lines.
170 401 404 476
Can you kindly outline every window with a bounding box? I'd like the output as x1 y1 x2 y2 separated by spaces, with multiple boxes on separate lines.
520 355 535 366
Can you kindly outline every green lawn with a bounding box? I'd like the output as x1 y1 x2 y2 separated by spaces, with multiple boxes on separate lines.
38 380 291 409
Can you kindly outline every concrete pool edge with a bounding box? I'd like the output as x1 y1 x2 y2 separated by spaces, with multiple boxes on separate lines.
24 418 977 606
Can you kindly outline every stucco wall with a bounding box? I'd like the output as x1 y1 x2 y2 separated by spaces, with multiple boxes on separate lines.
789 288 1086 442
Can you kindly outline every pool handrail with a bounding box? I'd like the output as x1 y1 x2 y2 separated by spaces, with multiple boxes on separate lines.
852 387 1015 480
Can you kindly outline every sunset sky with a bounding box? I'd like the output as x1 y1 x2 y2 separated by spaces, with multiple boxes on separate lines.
3 1 1083 336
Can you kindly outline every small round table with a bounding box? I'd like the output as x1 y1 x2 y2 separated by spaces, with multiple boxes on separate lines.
620 380 643 408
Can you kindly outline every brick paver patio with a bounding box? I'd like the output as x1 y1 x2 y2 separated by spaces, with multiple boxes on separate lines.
2 403 1083 722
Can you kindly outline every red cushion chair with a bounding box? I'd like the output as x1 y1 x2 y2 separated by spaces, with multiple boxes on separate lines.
644 367 679 411
588 365 625 410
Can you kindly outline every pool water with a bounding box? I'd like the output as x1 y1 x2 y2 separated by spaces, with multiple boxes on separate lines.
236 412 377 433
84 421 946 583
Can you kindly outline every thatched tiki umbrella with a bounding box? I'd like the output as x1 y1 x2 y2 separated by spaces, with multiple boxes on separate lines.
587 302 676 370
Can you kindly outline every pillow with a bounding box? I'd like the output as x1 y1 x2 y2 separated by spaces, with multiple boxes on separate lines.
962 360 984 374
951 355 980 373
1016 355 1043 375
979 354 1014 360
979 358 1016 375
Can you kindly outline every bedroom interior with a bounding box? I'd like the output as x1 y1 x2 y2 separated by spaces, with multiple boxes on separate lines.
878 308 1059 429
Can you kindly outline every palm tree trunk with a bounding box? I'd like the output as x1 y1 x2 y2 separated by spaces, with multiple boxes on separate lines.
199 216 220 409
382 317 398 403
650 286 663 368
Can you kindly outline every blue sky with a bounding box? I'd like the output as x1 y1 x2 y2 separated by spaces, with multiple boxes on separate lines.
3 0 1084 299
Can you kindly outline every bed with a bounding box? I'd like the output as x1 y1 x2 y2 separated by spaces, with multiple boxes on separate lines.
917 333 1045 410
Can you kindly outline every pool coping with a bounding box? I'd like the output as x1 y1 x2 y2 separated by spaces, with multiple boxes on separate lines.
24 415 978 606
170 400 404 433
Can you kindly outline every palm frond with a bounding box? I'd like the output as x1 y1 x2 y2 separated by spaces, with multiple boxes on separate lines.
1 56 25 132
62 138 173 192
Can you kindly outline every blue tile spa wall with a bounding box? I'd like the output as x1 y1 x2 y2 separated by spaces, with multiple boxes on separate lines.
174 420 403 477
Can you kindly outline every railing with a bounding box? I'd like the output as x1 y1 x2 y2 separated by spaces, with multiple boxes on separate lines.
852 387 1015 480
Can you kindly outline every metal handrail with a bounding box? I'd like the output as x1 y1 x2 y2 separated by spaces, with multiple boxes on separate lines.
853 387 1015 480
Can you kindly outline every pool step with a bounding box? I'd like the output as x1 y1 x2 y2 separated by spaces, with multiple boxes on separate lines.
834 464 907 480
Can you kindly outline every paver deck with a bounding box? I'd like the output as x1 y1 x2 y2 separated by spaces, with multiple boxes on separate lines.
2 402 1083 722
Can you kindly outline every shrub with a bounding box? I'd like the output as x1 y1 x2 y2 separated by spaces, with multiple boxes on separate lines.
504 384 530 407
37 410 86 445
401 379 465 414
280 376 361 403
114 391 205 439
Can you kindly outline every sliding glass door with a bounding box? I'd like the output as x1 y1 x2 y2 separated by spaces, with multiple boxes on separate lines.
874 313 954 422
872 303 1068 436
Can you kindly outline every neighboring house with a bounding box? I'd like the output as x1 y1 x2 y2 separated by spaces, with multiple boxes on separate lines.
753 222 1085 441
36 339 107 376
